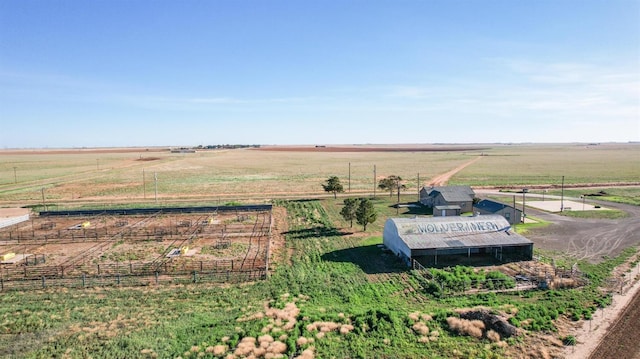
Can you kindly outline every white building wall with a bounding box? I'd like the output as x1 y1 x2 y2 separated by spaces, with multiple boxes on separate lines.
383 219 412 262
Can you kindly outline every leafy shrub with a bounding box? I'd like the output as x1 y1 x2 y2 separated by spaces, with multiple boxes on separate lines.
562 335 577 346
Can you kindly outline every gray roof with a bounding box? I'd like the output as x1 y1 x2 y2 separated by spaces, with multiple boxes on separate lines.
384 215 532 250
475 199 520 214
424 185 475 202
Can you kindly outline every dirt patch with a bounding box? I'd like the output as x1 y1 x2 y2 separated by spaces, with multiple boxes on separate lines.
0 208 30 218
0 209 276 279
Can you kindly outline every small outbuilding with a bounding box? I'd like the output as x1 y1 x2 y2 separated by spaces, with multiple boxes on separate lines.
383 214 533 267
474 199 522 225
420 186 475 213
434 205 461 217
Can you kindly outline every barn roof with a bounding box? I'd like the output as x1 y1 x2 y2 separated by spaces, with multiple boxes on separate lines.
474 199 518 213
384 215 532 250
424 186 475 202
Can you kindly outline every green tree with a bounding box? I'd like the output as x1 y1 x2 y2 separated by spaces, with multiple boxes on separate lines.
356 198 377 231
378 175 406 197
322 176 344 199
340 198 359 227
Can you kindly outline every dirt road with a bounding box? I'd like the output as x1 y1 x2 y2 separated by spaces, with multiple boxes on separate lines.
426 156 482 186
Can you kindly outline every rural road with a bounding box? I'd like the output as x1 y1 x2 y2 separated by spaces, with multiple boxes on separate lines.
475 190 640 261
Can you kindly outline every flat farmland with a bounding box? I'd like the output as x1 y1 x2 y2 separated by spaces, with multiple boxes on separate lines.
1 143 638 208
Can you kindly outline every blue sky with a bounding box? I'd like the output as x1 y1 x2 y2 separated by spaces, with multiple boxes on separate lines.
1 1 639 147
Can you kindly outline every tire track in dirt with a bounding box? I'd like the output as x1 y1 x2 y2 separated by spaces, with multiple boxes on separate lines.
426 156 482 186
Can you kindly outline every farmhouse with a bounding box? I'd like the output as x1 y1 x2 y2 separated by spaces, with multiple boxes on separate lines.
383 215 533 267
474 199 522 225
420 186 475 213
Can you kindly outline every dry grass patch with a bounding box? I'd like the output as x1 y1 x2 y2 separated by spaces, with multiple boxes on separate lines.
447 317 485 339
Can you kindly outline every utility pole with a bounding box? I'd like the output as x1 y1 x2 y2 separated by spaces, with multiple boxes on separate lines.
41 187 47 211
373 165 377 198
513 195 517 223
417 173 420 201
13 167 17 184
396 177 401 215
154 172 158 203
522 188 528 222
143 169 146 199
348 162 351 193
560 175 565 212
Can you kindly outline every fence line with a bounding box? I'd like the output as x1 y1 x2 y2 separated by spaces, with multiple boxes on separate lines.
0 268 267 292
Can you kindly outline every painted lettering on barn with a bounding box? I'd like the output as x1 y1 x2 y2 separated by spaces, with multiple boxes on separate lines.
415 221 500 234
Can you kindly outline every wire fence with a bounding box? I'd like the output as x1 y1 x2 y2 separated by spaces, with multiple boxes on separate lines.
0 268 266 292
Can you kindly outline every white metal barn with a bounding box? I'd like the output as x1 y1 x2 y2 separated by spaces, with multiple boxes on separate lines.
383 215 533 267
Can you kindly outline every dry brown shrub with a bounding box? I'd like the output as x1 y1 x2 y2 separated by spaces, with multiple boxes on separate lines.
253 347 267 357
267 341 287 354
297 337 309 347
259 335 275 344
319 322 339 332
211 345 227 355
421 314 433 322
447 317 484 338
471 320 485 330
339 324 354 334
283 319 297 330
418 336 430 343
241 337 257 344
190 346 200 353
294 347 315 359
486 330 501 342
225 355 236 359
412 322 430 335
222 336 230 343
549 278 578 289
408 311 421 321
278 334 288 341
315 332 325 339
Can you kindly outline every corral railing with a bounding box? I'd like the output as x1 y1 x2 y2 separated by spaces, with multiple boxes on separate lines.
1 258 266 281
0 268 266 292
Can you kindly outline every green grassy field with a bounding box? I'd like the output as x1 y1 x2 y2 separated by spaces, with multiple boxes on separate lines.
1 197 636 358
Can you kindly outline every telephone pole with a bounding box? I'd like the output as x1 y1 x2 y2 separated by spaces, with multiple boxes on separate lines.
560 175 565 212
143 169 146 199
348 162 351 193
154 172 158 203
373 165 377 198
